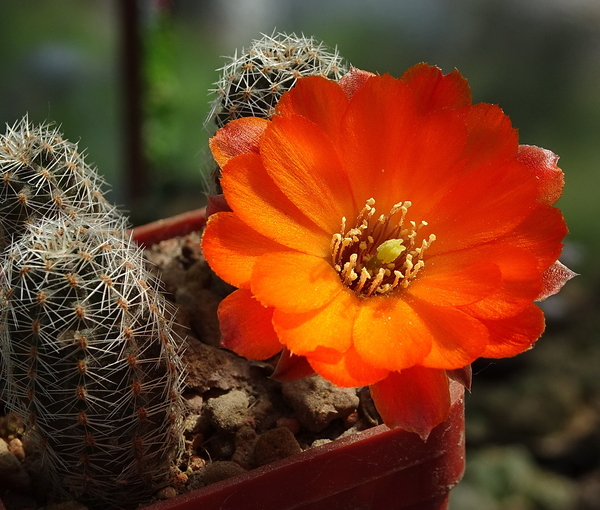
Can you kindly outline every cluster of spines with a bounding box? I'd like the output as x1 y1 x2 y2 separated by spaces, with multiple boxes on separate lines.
1 216 185 509
0 115 125 251
206 31 348 129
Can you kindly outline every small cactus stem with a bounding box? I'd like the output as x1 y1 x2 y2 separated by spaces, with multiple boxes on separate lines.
206 31 348 129
0 216 185 509
0 115 126 251
203 32 349 194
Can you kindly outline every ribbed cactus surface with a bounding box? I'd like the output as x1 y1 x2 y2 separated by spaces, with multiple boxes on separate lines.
207 32 348 129
0 116 125 251
0 216 185 509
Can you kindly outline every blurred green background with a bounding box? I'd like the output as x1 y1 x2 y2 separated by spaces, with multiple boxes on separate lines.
1 1 599 508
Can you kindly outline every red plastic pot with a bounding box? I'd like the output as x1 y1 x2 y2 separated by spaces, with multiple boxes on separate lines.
0 208 465 510
0 383 464 510
141 382 465 510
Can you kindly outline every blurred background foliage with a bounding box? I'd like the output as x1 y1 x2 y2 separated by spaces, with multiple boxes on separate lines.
1 1 600 508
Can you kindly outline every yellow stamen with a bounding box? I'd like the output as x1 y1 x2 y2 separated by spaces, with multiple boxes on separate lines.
330 198 435 297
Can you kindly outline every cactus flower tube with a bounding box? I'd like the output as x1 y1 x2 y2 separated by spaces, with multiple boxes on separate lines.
202 64 574 440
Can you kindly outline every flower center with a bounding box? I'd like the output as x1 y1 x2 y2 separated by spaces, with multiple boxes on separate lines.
330 198 436 297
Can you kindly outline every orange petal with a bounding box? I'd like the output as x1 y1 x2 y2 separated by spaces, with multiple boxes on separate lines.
339 75 467 213
457 244 544 319
338 67 375 99
517 145 564 205
272 287 357 356
408 300 488 369
221 152 331 257
275 75 349 140
536 260 577 301
480 304 545 358
260 115 355 233
459 103 519 173
338 74 416 209
209 117 268 168
251 252 342 313
400 63 472 114
385 109 468 220
271 349 315 382
425 158 539 256
498 205 567 272
308 345 389 387
218 289 282 360
408 255 502 307
353 296 433 371
370 367 451 438
202 212 288 288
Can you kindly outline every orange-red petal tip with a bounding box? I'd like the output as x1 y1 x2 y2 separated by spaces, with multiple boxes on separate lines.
369 367 451 440
338 67 376 99
209 117 268 168
517 145 565 205
271 349 315 382
218 289 282 360
446 365 472 391
206 194 232 217
536 260 577 301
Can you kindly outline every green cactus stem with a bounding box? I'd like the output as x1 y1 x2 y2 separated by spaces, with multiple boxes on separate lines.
0 116 125 251
207 31 348 129
0 216 185 509
204 32 348 194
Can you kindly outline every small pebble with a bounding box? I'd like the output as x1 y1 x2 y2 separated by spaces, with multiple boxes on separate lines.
205 390 249 432
204 434 236 460
232 426 259 469
156 486 178 500
311 438 333 448
253 427 302 467
7 437 26 462
343 412 360 428
202 461 246 485
172 471 189 488
188 455 206 471
276 417 302 434
0 438 31 491
282 375 359 432
183 392 204 413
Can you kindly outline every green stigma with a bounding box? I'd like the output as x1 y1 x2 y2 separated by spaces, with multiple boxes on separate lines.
367 239 406 270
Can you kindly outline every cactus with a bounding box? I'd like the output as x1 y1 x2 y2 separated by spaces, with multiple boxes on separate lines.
0 116 126 251
0 216 185 509
204 32 348 194
206 31 348 129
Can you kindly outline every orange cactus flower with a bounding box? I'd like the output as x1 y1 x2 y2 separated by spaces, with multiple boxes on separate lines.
202 64 574 439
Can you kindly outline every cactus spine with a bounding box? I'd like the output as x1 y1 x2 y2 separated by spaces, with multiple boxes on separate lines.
0 117 185 509
207 32 348 129
1 216 185 508
0 116 125 251
204 32 348 194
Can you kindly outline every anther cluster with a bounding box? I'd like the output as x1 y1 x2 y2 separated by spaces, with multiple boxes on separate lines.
331 199 436 297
